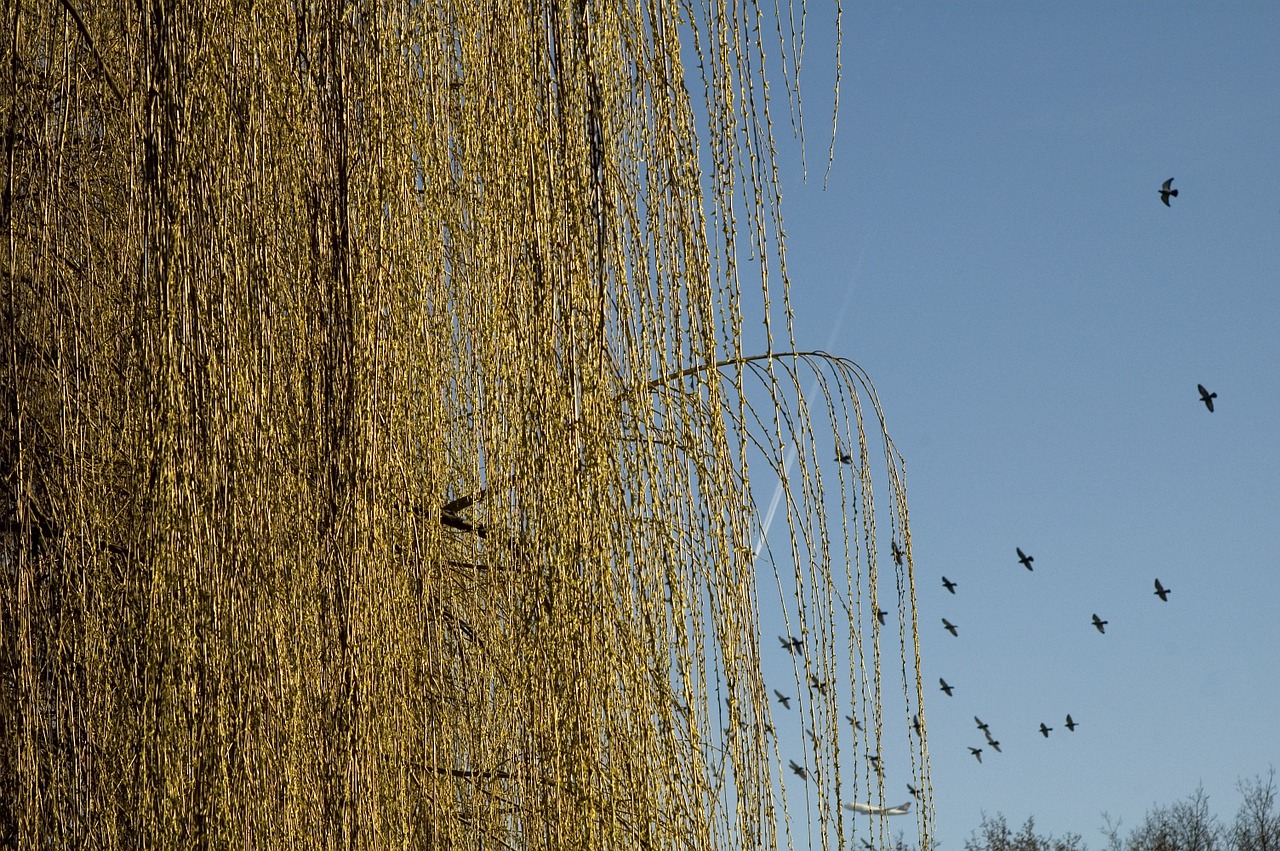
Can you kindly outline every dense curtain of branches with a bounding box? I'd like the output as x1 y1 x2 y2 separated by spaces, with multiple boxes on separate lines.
2 1 930 848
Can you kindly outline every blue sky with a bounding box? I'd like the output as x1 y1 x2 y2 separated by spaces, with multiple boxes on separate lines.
743 4 1280 848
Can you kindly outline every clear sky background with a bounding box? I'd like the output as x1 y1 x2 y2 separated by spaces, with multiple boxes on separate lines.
744 4 1280 849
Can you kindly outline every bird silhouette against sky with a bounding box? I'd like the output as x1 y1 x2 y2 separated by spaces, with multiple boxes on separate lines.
1198 383 1217 412
876 608 888 626
975 716 989 733
789 760 808 781
774 689 791 709
987 737 1002 753
1039 722 1053 738
1092 613 1108 634
942 618 958 637
835 450 853 464
1065 714 1078 732
1016 547 1034 570
846 714 864 731
940 678 954 696
779 635 803 653
1154 578 1171 602
808 675 829 695
1160 177 1178 206
908 783 920 799
942 576 957 594
892 540 905 565
969 747 983 763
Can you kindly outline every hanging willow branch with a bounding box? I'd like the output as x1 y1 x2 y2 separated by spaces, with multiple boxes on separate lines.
1 1 932 849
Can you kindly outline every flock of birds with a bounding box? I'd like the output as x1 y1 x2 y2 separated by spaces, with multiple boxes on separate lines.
766 178 1214 805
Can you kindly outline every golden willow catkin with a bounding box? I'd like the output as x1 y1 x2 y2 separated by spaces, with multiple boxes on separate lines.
0 1 932 848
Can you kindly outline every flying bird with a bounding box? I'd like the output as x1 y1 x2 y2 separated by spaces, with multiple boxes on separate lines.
939 678 954 696
1197 384 1217 412
974 716 990 733
969 747 983 763
789 760 808 780
1016 547 1034 571
892 540 905 565
912 714 922 736
1065 714 1078 732
835 450 853 464
806 727 821 747
1092 613 1108 634
778 635 803 653
774 689 791 709
987 739 1002 753
1154 578 1171 602
808 675 829 695
846 714 864 731
942 618 958 637
845 800 912 816
908 783 920 799
1039 723 1052 738
942 576 957 594
876 608 888 626
1160 177 1178 206
983 727 999 745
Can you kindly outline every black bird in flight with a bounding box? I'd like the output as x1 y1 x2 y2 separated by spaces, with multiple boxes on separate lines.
1016 547 1034 571
1198 384 1217 412
1092 613 1108 634
774 689 791 709
789 760 808 780
975 716 990 733
942 618 958 637
908 783 920 799
892 540 905 566
1065 714 1078 732
808 675 830 695
912 714 922 735
969 747 983 763
806 727 821 747
1039 722 1053 738
939 678 954 696
1160 177 1179 206
987 738 1002 753
846 714 864 731
1154 578 1171 602
876 608 888 626
835 443 853 464
942 576 958 594
779 635 803 653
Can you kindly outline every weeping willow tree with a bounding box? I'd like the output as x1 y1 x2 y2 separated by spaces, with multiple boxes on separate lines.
2 0 932 848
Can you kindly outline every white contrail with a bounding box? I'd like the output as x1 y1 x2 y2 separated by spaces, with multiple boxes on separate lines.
752 240 867 560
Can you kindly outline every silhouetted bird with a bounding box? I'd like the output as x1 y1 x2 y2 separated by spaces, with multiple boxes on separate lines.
847 714 864 731
942 576 957 594
892 540 905 565
806 727 821 747
908 783 920 799
988 739 1002 753
942 618 958 637
983 727 998 746
1092 613 1108 634
808 676 830 695
975 716 990 733
861 840 875 851
1198 384 1216 412
1154 578 1171 601
1039 722 1052 738
912 714 922 735
939 678 954 696
836 451 854 464
1017 547 1034 571
789 760 808 780
1160 177 1178 206
779 635 803 653
969 747 983 763
774 689 791 709
1065 714 1078 732
869 754 884 776
876 608 888 626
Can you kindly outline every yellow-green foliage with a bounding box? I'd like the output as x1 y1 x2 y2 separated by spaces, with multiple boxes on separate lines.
1 1 931 848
